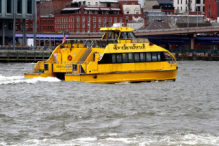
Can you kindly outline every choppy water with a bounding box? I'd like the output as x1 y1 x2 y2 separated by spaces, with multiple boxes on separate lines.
0 61 219 146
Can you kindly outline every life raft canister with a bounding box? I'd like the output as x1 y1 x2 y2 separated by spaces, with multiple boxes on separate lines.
68 55 72 61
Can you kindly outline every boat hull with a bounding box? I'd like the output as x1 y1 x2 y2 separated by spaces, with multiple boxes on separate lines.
24 73 56 78
65 69 177 83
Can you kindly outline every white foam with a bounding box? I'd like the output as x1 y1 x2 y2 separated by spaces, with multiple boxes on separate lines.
77 137 97 142
2 133 219 146
0 75 61 85
106 137 133 144
181 134 219 145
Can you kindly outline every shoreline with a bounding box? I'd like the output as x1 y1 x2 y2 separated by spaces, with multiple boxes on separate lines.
0 50 219 62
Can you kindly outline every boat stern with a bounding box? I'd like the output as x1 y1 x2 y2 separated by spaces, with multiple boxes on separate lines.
24 73 56 78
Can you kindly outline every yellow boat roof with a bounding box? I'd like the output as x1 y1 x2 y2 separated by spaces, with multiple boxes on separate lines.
100 26 134 32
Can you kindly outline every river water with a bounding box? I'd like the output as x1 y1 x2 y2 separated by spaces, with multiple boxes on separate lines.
0 61 219 146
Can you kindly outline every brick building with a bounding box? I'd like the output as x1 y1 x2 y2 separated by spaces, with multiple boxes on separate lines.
55 0 144 33
33 0 144 33
205 0 219 20
19 0 144 33
157 0 174 15
38 0 72 32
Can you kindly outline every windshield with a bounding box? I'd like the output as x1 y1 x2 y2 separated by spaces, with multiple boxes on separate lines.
119 32 136 39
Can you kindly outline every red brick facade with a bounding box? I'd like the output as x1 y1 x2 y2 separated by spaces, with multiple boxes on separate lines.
55 14 125 33
161 9 174 15
22 0 144 33
40 18 55 32
205 0 218 20
37 1 72 32
55 12 143 33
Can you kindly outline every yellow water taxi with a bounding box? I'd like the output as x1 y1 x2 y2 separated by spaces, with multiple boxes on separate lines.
25 23 178 83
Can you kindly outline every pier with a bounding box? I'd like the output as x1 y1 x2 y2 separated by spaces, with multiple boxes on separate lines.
0 50 52 62
0 49 219 62
171 49 219 61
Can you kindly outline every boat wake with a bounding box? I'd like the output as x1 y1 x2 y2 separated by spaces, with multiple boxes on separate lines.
1 133 219 146
0 75 61 85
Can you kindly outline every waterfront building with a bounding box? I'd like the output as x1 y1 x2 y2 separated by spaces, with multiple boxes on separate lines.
205 0 219 21
53 0 144 33
173 0 205 15
28 0 144 33
0 0 36 47
156 0 174 15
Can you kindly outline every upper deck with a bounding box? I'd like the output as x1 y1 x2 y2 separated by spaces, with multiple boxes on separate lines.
61 23 152 51
100 23 137 40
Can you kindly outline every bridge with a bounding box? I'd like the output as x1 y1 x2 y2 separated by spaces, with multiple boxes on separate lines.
11 26 219 50
68 26 219 37
68 26 219 49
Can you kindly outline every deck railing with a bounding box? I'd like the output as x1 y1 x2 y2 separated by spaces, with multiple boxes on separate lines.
0 46 56 51
61 39 118 49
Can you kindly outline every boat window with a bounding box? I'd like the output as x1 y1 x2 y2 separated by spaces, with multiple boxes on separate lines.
72 64 77 71
127 32 136 39
116 54 122 63
134 53 140 62
122 53 128 63
112 54 116 63
102 33 106 39
120 32 136 39
98 52 170 64
128 53 134 63
114 32 120 39
146 53 151 62
157 52 161 61
44 64 49 71
161 52 166 61
140 52 146 62
164 52 175 64
152 53 157 61
120 32 128 39
107 31 112 39
99 54 112 64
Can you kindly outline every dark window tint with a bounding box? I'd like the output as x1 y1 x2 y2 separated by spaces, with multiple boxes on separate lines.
152 53 157 61
8 23 13 30
112 54 116 63
146 53 151 61
99 54 112 64
161 52 166 61
72 64 77 71
116 54 122 63
128 53 134 63
134 53 140 62
107 31 112 39
44 64 49 71
120 32 136 39
17 0 22 13
122 53 128 63
7 0 12 13
98 52 168 64
27 0 32 14
120 32 128 39
127 32 136 39
114 32 120 39
140 53 145 62
157 52 161 61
